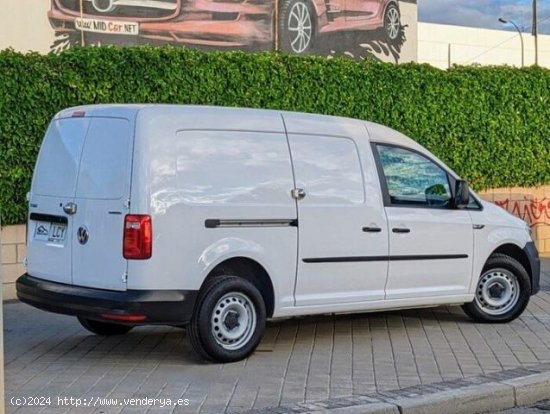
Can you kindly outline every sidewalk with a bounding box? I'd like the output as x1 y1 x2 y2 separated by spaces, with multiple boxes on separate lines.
4 258 550 413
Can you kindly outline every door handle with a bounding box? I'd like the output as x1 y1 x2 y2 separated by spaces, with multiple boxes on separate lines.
363 227 382 233
392 228 410 234
291 188 306 200
63 202 77 215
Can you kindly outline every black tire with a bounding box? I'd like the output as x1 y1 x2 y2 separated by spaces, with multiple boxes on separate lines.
78 317 133 336
383 3 401 42
462 253 531 323
279 0 316 54
189 276 266 363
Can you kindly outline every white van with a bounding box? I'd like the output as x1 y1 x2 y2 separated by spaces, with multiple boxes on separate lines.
17 105 540 362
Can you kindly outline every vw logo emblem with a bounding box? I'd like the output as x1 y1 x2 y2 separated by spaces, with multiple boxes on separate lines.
77 226 89 245
92 0 115 13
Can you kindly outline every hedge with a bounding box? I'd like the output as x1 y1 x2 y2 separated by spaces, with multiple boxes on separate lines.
1 47 549 225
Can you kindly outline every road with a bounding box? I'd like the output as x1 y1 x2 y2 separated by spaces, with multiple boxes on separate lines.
5 258 550 413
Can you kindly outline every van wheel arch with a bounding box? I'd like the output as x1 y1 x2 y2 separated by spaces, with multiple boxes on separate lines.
490 243 532 282
463 252 531 323
189 275 266 362
200 257 275 318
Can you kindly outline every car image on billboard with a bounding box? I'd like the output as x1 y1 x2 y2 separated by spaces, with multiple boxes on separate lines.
48 0 408 59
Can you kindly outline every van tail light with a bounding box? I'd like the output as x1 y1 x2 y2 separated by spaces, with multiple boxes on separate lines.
123 215 152 259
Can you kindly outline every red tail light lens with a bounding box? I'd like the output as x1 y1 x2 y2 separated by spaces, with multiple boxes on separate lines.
101 313 147 322
123 215 152 259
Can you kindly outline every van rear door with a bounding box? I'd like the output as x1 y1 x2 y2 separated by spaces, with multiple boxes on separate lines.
27 117 90 285
28 115 133 291
71 117 133 291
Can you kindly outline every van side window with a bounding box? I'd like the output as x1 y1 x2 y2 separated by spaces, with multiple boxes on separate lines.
375 144 451 208
288 135 364 205
467 194 483 210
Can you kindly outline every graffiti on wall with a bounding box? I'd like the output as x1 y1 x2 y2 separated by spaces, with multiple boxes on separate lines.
494 197 550 227
48 0 417 62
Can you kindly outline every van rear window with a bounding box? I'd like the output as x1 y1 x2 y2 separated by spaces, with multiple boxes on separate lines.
33 118 90 198
76 118 131 200
33 117 131 200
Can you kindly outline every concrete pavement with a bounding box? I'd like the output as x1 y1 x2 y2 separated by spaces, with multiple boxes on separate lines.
4 258 550 413
496 399 550 413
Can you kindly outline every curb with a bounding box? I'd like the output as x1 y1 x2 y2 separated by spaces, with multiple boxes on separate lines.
340 372 550 414
251 365 550 414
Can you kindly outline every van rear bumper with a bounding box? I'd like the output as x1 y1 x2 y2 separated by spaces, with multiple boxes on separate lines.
16 274 198 325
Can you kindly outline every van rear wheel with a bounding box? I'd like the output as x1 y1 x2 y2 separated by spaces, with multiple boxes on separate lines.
78 317 133 336
462 254 531 323
189 276 266 362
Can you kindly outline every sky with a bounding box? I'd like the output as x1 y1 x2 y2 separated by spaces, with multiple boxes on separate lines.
418 0 550 35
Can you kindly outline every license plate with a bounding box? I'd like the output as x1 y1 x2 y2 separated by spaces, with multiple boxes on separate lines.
34 221 67 243
75 18 139 36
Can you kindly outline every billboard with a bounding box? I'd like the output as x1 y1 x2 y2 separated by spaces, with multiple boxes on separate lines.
48 0 417 62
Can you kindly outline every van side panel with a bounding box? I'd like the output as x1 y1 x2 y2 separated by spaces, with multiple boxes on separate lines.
282 114 390 309
129 108 298 312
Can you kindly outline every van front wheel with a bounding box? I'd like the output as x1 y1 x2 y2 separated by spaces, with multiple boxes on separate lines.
189 276 266 362
462 254 531 323
77 317 133 336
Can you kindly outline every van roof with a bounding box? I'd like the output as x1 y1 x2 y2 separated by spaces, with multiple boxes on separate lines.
54 104 421 149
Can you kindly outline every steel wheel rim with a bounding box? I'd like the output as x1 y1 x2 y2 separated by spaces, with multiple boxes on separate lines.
474 269 520 316
385 7 400 40
287 2 312 53
211 292 257 350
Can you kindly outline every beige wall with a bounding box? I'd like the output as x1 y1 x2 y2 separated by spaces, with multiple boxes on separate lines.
418 22 550 69
0 0 54 54
1 225 27 300
478 186 550 255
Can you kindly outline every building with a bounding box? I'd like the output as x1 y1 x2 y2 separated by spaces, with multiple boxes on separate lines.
0 0 418 63
418 22 550 69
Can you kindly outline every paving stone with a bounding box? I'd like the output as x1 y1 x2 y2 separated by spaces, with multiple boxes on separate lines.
5 259 550 413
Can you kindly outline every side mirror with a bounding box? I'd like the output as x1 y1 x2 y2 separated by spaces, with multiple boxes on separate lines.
454 179 470 209
425 184 450 206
